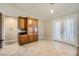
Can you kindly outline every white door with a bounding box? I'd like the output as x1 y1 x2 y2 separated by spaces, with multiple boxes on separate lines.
4 16 18 45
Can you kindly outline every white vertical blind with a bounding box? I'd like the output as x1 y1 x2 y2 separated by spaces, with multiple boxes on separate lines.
63 14 77 45
54 20 62 41
53 14 77 45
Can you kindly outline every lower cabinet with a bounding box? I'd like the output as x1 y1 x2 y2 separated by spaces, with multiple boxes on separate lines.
19 34 38 45
19 35 28 45
33 34 38 41
28 35 33 42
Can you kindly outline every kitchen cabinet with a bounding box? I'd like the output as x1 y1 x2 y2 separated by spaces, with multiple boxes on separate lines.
19 35 28 45
18 17 38 45
18 17 27 30
33 33 38 41
28 34 34 42
27 17 38 42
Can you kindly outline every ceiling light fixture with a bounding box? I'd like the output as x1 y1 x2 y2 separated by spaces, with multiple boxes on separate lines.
50 9 54 14
50 3 54 14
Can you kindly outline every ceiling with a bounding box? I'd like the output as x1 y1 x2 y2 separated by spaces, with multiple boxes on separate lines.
0 3 79 20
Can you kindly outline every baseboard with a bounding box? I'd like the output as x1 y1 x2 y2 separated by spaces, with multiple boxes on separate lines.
53 40 78 47
38 37 47 40
45 37 78 47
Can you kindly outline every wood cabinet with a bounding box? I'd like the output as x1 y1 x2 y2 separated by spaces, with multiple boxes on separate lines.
28 34 34 42
19 35 28 45
18 17 38 45
33 33 38 41
18 17 27 30
27 17 38 42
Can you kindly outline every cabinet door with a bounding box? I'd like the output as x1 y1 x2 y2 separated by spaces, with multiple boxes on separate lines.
28 19 33 33
33 33 38 41
19 17 27 29
27 18 38 43
19 37 25 44
19 35 28 45
32 20 38 41
32 20 38 33
28 34 34 42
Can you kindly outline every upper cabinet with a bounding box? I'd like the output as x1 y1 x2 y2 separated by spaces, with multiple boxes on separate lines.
32 19 38 33
18 17 27 30
27 18 33 34
26 17 38 42
27 17 38 34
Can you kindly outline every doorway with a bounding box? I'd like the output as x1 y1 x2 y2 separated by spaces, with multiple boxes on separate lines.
4 16 18 46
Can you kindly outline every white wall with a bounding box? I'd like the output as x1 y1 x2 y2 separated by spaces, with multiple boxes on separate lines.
38 20 45 39
44 20 54 40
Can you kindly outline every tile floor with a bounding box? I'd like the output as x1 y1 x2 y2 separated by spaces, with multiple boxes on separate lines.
0 39 77 56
